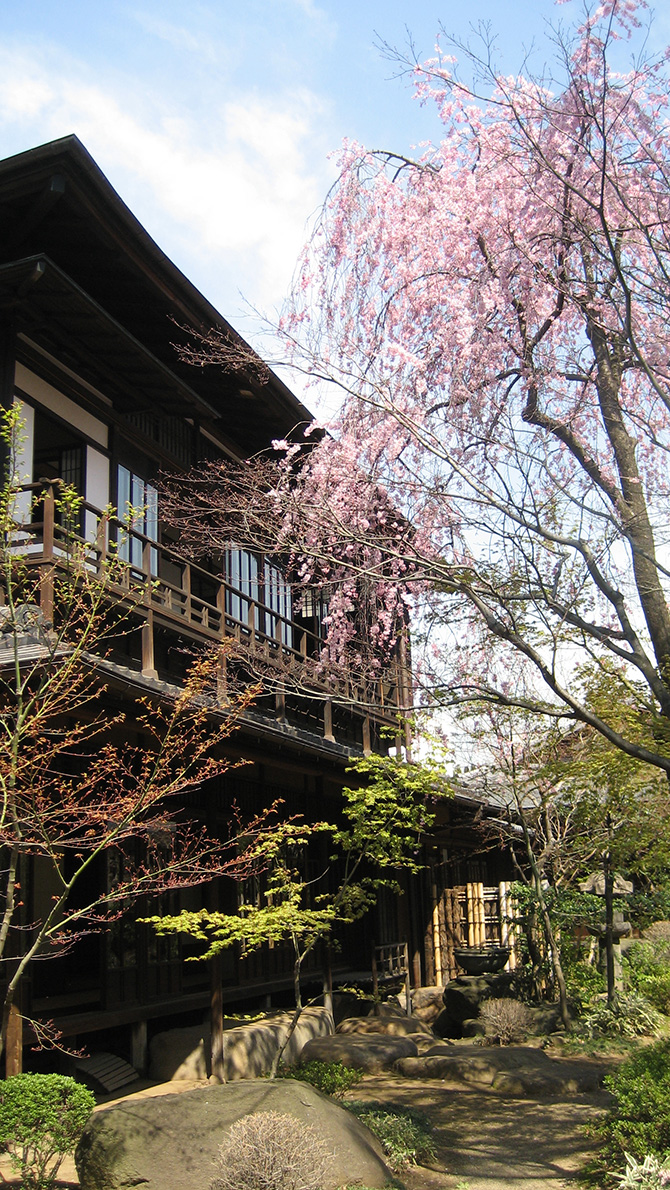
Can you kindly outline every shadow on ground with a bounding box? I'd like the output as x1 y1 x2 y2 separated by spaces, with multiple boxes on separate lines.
347 1070 612 1190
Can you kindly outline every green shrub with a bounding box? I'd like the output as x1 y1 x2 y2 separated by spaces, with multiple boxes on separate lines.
564 959 606 1010
591 1038 670 1164
347 1101 436 1170
279 1059 363 1099
637 972 670 1015
626 941 670 980
0 1072 95 1189
612 1152 670 1189
580 993 663 1039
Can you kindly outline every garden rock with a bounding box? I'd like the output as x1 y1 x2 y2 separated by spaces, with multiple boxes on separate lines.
76 1078 391 1190
337 1015 432 1037
394 985 447 1027
525 1002 568 1035
300 1032 418 1073
442 974 514 1027
149 1007 333 1081
368 1002 407 1019
461 1018 486 1038
395 1044 606 1096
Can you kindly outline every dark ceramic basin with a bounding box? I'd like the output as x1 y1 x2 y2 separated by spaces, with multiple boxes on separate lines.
454 945 510 975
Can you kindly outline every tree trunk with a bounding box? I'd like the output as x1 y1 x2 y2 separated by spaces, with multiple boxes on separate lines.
604 842 616 1009
269 948 305 1079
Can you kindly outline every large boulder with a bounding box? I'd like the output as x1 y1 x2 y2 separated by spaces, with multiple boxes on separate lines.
76 1079 391 1190
300 1032 418 1073
394 985 447 1027
149 1007 333 1081
442 974 514 1027
395 1044 605 1096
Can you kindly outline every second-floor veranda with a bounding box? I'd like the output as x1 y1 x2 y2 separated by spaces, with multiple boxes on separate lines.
10 480 411 749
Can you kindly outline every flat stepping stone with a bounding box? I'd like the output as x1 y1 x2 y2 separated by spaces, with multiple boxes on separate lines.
301 1032 418 1073
337 1015 432 1036
395 1044 605 1096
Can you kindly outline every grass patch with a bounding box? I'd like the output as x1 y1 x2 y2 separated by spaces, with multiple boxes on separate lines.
347 1101 437 1170
277 1060 363 1100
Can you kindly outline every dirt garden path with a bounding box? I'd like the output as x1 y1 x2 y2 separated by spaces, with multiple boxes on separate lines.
346 1066 612 1190
0 1059 612 1189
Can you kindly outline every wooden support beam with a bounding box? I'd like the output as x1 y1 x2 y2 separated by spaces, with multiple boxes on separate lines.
322 944 333 1019
323 698 335 743
131 1019 147 1075
141 612 158 679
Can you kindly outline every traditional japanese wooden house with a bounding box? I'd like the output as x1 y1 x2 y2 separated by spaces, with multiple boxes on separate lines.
0 136 513 1075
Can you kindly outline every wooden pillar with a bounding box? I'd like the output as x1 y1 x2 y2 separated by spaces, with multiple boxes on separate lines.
431 868 443 986
322 944 333 1019
216 645 228 707
408 875 423 989
362 714 371 756
423 866 436 987
210 955 225 1083
371 940 380 1015
131 1019 147 1075
323 698 335 743
5 1002 22 1076
141 611 158 679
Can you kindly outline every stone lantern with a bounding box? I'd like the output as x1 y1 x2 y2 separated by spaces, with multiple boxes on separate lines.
579 871 633 991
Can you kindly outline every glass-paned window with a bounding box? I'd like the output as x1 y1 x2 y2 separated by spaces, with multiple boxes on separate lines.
225 546 259 627
264 560 292 646
224 548 293 648
117 465 158 575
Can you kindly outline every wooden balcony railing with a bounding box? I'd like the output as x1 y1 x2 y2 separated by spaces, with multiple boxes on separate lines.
10 483 408 734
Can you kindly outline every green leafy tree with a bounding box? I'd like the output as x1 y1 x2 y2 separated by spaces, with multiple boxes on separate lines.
149 752 447 1075
467 673 670 1017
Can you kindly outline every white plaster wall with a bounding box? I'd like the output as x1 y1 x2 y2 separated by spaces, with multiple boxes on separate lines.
15 363 108 449
85 445 110 544
11 398 34 526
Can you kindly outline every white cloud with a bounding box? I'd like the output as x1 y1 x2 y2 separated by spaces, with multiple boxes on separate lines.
0 43 333 318
128 10 219 61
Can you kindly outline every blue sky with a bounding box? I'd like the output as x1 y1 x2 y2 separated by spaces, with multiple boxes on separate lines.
0 0 667 342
